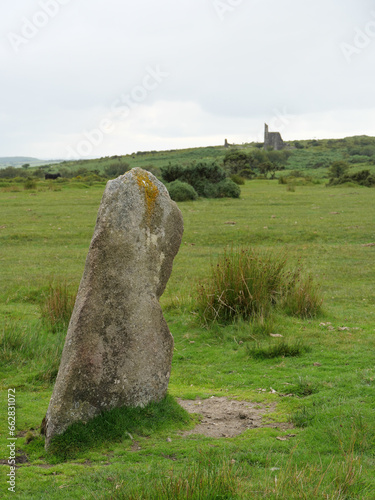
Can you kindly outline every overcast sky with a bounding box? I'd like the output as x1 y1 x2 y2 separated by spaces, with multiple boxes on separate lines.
1 0 374 159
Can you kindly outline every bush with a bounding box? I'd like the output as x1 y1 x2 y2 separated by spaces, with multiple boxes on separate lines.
0 166 27 179
196 247 323 324
348 155 371 164
24 178 37 190
104 162 130 178
223 150 250 176
328 161 349 178
161 162 240 199
214 178 241 198
182 162 227 189
329 169 375 187
161 164 185 183
167 180 198 202
230 174 245 185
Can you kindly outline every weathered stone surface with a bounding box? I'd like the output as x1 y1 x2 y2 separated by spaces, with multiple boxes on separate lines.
44 168 183 449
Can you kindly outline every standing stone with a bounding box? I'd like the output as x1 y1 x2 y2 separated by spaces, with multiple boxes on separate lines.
44 168 183 449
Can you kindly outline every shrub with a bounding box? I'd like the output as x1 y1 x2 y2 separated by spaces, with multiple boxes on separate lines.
196 247 323 324
348 155 371 164
24 178 37 190
328 169 375 187
161 162 240 199
230 174 245 185
328 161 349 178
214 178 241 198
104 162 130 178
223 150 250 175
161 163 185 183
167 180 198 202
0 166 27 178
182 162 227 189
40 281 77 333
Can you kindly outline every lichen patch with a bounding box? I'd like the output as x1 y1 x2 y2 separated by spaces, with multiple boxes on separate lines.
133 169 159 222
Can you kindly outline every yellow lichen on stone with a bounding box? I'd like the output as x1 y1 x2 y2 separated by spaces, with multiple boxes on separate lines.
133 169 159 221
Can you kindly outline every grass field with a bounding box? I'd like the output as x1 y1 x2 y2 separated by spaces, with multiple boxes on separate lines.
1 176 375 498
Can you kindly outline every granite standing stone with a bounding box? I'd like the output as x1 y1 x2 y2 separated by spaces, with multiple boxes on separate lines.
44 168 183 449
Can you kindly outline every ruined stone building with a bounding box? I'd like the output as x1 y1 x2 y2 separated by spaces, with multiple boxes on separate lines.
264 123 284 150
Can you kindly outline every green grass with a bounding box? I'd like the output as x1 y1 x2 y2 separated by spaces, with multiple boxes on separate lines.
43 395 192 463
246 339 311 360
0 172 375 498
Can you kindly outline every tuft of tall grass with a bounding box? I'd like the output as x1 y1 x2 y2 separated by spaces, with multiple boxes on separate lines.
291 405 318 428
40 280 76 333
0 321 65 384
283 273 323 318
288 376 319 397
106 459 241 500
197 247 288 324
196 247 323 324
246 339 310 360
263 451 365 499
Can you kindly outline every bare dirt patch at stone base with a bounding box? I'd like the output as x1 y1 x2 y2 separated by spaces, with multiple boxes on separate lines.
178 397 293 438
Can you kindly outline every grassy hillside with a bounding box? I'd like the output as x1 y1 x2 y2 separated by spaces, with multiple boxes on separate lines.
0 157 63 169
6 134 371 183
0 174 374 498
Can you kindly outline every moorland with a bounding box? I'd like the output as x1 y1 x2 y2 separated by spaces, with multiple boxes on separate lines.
1 136 375 499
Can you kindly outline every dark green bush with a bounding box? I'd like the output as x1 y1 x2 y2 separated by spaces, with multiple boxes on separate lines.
104 162 130 178
0 166 27 179
348 155 371 164
230 174 245 185
161 162 240 199
182 162 227 189
161 164 185 183
329 169 375 187
167 180 198 202
214 178 241 198
223 150 250 176
328 161 350 178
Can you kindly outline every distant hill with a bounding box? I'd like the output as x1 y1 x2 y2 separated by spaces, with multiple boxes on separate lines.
0 157 63 169
1 134 375 179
